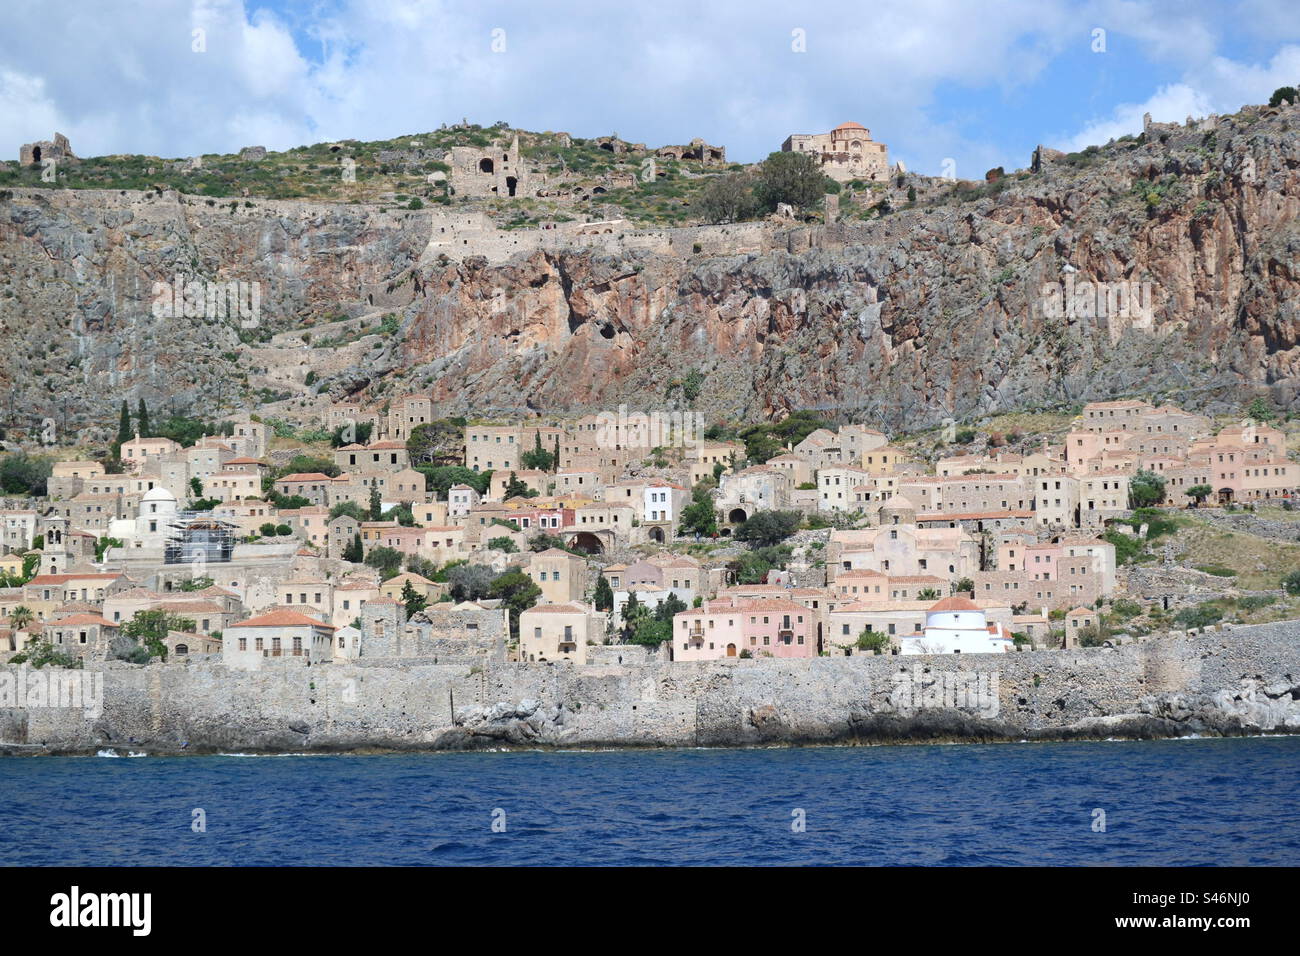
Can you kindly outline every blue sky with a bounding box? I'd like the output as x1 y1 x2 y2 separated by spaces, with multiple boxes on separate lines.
2 0 1298 177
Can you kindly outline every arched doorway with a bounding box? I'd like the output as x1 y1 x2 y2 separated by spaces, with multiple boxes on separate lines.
726 643 737 657
506 176 518 196
567 531 605 555
649 526 665 544
728 508 747 524
1218 487 1235 505
478 157 494 173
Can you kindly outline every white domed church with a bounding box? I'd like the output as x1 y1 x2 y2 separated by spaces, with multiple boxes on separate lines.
898 596 1014 655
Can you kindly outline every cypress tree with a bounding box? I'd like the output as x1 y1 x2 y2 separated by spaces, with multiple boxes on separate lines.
136 398 151 438
116 400 132 443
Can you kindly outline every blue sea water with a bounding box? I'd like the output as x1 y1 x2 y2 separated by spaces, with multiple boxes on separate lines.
1 737 1297 865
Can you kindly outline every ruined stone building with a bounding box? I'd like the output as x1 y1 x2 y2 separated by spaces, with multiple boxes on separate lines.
447 133 532 198
781 122 888 182
19 132 76 166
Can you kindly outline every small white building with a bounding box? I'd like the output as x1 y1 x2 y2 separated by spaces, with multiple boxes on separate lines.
898 596 1014 655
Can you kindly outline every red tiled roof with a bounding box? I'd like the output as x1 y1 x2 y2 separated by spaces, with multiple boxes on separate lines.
230 610 335 629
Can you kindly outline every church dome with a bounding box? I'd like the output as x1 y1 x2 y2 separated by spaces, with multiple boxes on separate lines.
142 486 177 502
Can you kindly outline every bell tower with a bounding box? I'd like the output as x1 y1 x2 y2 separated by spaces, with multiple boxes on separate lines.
41 514 72 575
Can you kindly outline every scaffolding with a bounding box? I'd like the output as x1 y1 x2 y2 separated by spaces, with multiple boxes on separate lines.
163 511 238 565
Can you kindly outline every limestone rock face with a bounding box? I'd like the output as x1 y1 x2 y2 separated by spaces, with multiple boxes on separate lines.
1 105 1299 436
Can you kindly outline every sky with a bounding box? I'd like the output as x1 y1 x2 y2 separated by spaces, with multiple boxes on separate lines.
1 0 1298 177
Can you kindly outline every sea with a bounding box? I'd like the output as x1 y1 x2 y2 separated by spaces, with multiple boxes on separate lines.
2 736 1296 865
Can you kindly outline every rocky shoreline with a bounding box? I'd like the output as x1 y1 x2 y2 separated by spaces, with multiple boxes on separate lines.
4 620 1299 757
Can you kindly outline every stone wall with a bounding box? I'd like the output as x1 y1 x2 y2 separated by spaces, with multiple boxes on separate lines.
2 619 1298 754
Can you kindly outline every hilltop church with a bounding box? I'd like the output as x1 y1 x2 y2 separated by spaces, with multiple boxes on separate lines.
781 122 890 183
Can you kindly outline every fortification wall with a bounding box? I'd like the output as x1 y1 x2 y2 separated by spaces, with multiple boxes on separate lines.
3 621 1299 754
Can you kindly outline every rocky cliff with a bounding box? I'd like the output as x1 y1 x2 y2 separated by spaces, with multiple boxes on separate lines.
1 104 1297 438
3 622 1298 755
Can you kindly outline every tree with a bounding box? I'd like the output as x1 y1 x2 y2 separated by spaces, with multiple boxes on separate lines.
856 628 891 654
626 616 672 647
342 532 363 564
136 398 151 438
738 410 831 464
329 501 367 521
406 420 462 465
1284 570 1300 596
113 400 132 457
754 151 831 213
417 464 491 500
1129 469 1167 508
364 546 404 580
520 431 555 471
1269 85 1299 107
681 369 704 402
120 609 194 662
552 435 561 473
733 510 802 548
653 592 688 623
9 638 81 669
189 477 203 499
369 487 382 521
593 575 614 612
488 569 541 639
446 563 498 602
331 421 373 447
9 605 34 632
400 580 429 617
259 522 277 537
620 591 646 639
487 536 518 553
384 504 416 527
1246 396 1275 422
0 454 53 496
917 588 940 601
695 171 761 223
504 472 534 499
952 577 975 596
728 546 790 585
678 483 718 537
529 532 570 553
1185 484 1213 505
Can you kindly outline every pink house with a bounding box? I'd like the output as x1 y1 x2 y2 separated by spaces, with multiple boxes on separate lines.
672 597 815 660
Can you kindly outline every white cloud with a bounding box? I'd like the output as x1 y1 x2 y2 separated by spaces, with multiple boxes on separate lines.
0 0 1294 175
1060 43 1300 151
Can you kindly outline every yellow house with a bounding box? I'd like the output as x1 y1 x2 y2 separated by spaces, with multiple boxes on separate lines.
379 572 444 604
0 553 26 577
